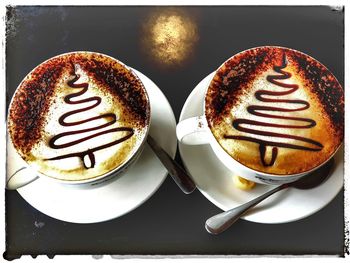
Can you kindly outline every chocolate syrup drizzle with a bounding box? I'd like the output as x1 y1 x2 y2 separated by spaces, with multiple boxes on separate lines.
46 69 134 169
224 54 323 166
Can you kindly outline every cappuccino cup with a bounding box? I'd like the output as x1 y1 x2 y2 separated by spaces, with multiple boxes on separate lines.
177 46 343 185
7 51 151 189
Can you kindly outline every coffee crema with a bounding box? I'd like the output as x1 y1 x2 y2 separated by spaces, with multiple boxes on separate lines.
205 47 343 175
8 52 150 181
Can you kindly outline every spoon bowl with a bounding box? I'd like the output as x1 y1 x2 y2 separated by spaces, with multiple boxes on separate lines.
292 158 334 189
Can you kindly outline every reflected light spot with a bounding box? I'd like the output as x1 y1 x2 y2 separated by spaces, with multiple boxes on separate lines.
142 9 199 66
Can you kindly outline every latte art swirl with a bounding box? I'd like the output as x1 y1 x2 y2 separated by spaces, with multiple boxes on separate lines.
8 52 150 181
205 47 343 175
46 71 134 169
224 54 323 167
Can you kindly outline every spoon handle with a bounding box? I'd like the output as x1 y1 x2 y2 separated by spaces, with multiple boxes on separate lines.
147 135 196 194
205 184 287 234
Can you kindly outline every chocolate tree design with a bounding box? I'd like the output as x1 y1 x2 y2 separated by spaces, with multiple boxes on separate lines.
47 69 134 169
224 54 323 166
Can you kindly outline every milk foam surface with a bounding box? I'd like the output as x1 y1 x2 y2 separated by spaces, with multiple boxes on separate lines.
205 47 343 175
8 52 150 181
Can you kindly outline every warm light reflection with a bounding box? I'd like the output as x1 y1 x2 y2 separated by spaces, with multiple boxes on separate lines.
142 9 199 66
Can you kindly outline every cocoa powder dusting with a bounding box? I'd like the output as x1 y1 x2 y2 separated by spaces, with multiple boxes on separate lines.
81 58 150 127
289 51 344 135
205 47 344 137
9 58 66 155
8 52 150 157
206 47 273 126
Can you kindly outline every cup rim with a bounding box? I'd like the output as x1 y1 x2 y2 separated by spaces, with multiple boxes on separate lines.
203 45 343 178
7 50 151 185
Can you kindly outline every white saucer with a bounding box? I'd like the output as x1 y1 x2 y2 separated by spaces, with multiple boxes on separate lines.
178 72 344 224
7 69 177 224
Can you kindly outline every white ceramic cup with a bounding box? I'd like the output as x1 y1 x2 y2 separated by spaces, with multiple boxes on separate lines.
176 114 335 185
7 52 151 190
176 50 341 185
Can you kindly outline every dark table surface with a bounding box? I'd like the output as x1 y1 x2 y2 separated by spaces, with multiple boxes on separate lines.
4 6 344 259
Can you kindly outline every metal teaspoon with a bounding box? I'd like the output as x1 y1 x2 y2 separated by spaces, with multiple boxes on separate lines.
205 158 334 235
147 135 196 194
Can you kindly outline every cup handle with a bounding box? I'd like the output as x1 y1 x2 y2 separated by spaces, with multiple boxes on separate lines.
6 167 39 190
176 115 210 145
